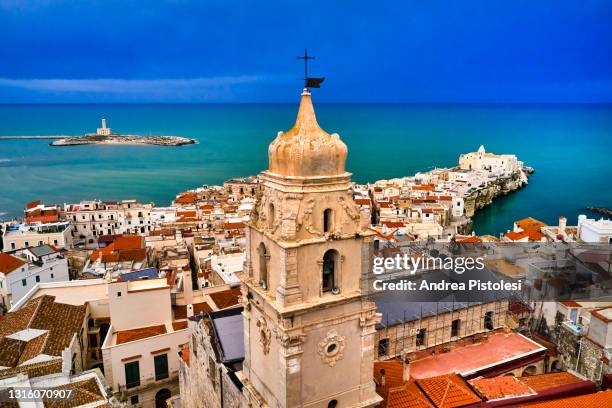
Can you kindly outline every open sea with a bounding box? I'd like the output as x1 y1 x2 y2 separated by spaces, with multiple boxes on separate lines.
0 103 610 235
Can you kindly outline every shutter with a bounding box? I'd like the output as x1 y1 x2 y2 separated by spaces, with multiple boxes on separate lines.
154 354 169 380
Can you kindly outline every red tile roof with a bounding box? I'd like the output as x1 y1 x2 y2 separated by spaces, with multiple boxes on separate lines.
416 374 481 407
469 375 535 400
518 371 583 392
523 390 612 407
560 301 582 308
412 185 435 191
0 253 26 274
175 192 197 205
387 382 433 408
26 200 41 210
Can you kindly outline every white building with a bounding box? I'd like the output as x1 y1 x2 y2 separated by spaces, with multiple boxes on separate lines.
2 220 71 252
578 215 612 244
0 245 69 309
210 252 244 286
66 199 154 247
101 278 188 407
459 145 521 174
97 117 112 135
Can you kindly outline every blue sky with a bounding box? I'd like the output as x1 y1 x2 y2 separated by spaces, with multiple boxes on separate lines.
0 0 610 103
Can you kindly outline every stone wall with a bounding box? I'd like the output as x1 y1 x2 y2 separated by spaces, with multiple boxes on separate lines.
375 300 508 360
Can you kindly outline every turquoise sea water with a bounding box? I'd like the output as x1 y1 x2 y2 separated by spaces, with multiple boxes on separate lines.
0 103 610 235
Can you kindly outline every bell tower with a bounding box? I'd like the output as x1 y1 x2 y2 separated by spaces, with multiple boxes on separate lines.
241 88 381 407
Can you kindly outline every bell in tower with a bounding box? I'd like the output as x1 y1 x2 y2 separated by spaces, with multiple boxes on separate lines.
241 85 381 408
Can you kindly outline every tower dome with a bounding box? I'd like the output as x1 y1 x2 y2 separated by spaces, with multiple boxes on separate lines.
268 89 347 177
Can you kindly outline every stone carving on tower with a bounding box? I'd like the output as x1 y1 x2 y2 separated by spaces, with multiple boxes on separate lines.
241 87 381 408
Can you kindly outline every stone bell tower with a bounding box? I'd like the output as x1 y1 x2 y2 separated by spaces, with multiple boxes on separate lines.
240 88 381 408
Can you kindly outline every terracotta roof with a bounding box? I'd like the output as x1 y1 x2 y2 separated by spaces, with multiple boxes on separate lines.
523 389 612 407
518 371 584 392
387 382 433 408
113 235 144 250
560 301 582 308
515 217 547 231
354 198 371 205
412 185 436 191
116 324 167 344
43 377 106 408
223 222 246 230
0 296 85 368
415 374 481 407
91 235 145 263
469 375 535 400
25 215 60 224
382 221 406 228
0 359 63 380
0 253 26 274
172 321 188 331
591 307 612 323
173 301 213 319
208 287 242 310
175 192 197 205
26 200 41 209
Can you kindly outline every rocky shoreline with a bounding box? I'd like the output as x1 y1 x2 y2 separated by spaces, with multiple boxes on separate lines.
49 133 196 147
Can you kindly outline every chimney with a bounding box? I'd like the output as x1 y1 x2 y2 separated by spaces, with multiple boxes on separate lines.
183 268 194 304
402 351 410 381
559 216 567 235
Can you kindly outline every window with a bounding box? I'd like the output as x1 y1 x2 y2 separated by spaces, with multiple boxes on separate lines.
35 276 40 283
124 361 140 388
416 328 426 347
328 400 338 408
11 243 15 250
24 241 29 247
258 243 268 289
323 209 333 233
50 273 54 279
451 319 460 337
117 291 122 297
130 395 139 405
378 338 389 356
268 204 275 229
484 312 494 331
154 354 169 381
22 279 27 286
322 250 338 293
53 240 58 245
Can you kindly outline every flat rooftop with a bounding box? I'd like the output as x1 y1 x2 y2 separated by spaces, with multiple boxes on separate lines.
23 279 108 309
115 324 167 344
409 332 546 379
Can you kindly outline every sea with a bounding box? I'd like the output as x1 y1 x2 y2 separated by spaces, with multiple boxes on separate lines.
0 103 610 235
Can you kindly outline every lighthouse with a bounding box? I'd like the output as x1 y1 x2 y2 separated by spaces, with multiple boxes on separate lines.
96 117 112 135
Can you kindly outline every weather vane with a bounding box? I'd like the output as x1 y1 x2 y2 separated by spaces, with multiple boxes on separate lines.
297 48 325 89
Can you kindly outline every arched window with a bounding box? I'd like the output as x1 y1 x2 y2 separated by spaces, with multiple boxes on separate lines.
327 400 338 408
268 204 275 229
322 250 338 293
258 243 268 289
323 209 333 233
